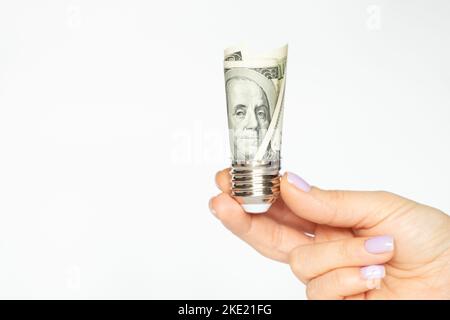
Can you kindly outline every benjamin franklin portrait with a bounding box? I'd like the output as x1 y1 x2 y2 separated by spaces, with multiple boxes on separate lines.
225 68 278 161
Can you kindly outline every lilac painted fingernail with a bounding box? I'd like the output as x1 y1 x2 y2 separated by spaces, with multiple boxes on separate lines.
360 265 386 280
365 235 394 254
286 172 311 192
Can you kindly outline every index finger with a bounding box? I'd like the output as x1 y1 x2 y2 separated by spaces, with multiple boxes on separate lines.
210 192 313 263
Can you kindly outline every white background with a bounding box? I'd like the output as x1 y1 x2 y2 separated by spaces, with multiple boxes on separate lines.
0 0 449 299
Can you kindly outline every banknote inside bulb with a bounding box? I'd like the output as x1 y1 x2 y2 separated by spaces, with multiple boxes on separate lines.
226 76 270 160
224 44 287 213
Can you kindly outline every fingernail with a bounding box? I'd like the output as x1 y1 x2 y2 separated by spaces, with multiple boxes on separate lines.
286 172 311 192
209 197 218 218
365 235 394 254
360 265 386 280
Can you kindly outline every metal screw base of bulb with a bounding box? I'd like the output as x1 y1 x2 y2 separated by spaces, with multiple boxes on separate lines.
230 160 281 214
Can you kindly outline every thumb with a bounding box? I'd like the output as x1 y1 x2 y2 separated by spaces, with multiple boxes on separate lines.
280 172 409 229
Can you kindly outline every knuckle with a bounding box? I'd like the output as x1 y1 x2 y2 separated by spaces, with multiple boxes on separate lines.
372 190 397 210
374 190 394 200
337 239 366 265
330 269 346 289
329 189 347 202
327 190 348 209
288 247 311 283
305 284 315 300
371 190 412 220
210 196 221 218
269 224 283 251
211 194 226 219
337 239 352 263
288 249 301 272
215 192 229 202
305 280 321 300
324 190 347 225
287 248 298 267
288 246 314 283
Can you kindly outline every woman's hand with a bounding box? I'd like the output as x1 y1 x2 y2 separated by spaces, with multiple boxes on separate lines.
209 169 450 299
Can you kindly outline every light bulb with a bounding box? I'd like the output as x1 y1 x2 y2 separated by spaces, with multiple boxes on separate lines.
223 44 288 214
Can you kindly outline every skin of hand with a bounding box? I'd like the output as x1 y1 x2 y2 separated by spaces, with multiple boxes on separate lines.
209 169 450 300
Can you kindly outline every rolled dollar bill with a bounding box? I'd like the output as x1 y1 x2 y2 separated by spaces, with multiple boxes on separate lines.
224 44 288 213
